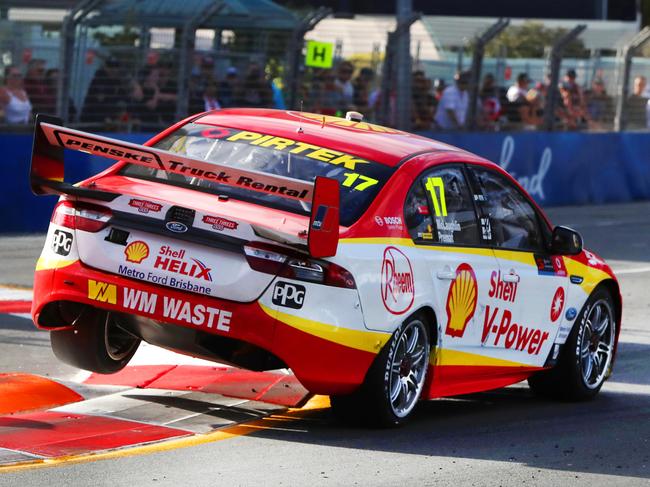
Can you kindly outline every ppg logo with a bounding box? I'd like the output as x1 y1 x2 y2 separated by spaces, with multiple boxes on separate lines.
52 229 73 256
272 282 306 309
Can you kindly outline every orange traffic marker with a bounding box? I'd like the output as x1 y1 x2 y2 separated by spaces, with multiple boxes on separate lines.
0 373 83 415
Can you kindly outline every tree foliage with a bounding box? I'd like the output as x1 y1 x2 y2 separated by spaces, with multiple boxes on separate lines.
485 22 589 59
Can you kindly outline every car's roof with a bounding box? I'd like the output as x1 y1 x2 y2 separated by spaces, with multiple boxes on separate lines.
193 108 466 168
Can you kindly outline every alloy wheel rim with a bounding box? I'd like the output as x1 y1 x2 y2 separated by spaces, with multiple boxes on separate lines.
104 313 138 361
388 319 429 418
579 299 615 390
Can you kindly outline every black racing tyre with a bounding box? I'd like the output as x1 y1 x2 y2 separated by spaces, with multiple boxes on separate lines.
331 314 431 427
50 307 140 374
528 287 616 400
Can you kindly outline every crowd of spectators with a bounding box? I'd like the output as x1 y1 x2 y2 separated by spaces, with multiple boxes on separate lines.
4 55 650 132
298 64 623 132
77 55 283 130
420 67 618 131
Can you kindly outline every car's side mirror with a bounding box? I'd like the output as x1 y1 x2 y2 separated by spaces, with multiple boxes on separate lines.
550 226 583 255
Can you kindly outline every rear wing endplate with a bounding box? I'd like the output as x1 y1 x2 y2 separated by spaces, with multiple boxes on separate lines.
29 115 340 257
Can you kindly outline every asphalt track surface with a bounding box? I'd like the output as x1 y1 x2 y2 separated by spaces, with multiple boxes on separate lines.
1 201 649 486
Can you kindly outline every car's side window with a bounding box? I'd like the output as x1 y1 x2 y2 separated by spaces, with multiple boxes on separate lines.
404 165 480 246
469 166 544 252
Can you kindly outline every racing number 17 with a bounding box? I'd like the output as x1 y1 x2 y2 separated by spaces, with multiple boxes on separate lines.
341 172 379 191
425 177 447 217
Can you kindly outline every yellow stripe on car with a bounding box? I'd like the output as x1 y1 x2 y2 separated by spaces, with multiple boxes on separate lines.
563 257 613 294
340 238 534 266
434 348 527 368
260 302 390 354
35 257 78 271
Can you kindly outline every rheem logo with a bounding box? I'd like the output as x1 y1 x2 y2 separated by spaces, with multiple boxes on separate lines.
381 246 415 315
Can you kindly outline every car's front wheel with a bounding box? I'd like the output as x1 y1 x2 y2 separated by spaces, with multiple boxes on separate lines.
50 307 140 374
331 314 431 427
528 287 617 400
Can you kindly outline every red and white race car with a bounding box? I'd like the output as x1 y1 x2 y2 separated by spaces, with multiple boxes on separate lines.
30 110 621 426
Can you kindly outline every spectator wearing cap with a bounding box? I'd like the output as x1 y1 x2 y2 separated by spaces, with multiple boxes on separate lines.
506 72 530 104
82 57 131 126
560 69 589 130
505 73 540 129
585 77 613 130
434 71 470 130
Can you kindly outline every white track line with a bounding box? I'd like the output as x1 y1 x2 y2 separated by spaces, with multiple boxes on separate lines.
0 286 33 301
614 266 650 275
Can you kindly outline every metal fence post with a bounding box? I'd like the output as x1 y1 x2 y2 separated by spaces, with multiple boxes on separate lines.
394 0 412 131
378 31 395 127
614 26 650 131
467 18 509 131
285 7 332 110
58 0 104 124
176 1 225 121
378 11 420 128
542 24 586 132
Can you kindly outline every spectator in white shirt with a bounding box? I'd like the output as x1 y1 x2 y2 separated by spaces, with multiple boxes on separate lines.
434 71 470 130
505 73 540 128
335 61 354 109
506 72 530 103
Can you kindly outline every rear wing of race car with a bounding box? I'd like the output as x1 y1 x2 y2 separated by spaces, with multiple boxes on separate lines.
29 114 339 257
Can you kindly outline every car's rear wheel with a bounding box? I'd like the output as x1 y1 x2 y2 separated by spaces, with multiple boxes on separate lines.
50 307 140 374
528 287 616 400
331 314 431 427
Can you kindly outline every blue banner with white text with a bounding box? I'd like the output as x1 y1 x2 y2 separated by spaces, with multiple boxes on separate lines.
423 131 650 207
0 131 649 233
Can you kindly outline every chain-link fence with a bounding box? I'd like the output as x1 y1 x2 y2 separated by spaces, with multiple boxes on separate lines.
1 5 650 134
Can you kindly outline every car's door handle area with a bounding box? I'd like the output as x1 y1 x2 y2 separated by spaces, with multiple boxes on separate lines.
436 269 456 280
502 271 520 283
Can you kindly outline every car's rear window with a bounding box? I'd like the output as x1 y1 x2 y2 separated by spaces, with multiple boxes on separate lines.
120 123 394 226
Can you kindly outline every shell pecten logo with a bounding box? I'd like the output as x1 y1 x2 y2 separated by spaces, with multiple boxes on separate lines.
124 240 150 264
445 263 478 338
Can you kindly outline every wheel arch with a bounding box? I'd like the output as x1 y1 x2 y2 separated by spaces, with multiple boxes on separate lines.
408 305 439 350
596 278 622 346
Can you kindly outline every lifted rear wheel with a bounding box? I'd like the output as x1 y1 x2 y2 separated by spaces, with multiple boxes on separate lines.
331 314 431 427
50 307 140 374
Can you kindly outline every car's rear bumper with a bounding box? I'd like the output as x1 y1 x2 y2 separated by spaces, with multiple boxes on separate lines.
32 260 385 395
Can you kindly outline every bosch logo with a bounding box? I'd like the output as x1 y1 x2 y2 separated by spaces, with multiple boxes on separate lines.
272 282 306 309
52 229 73 256
166 221 188 233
